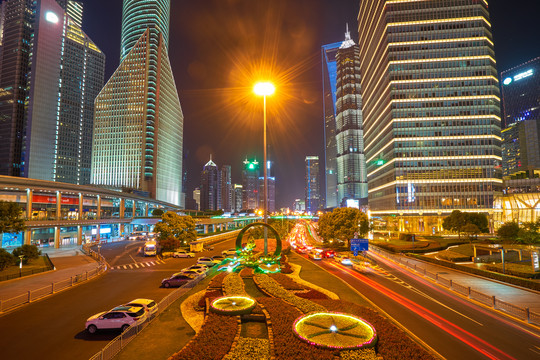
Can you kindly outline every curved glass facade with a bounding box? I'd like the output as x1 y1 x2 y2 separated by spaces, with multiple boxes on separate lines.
120 0 170 60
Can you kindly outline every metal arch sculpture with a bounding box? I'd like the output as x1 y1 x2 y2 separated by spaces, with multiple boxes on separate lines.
235 222 282 257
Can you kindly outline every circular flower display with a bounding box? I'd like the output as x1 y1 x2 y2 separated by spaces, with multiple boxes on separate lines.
210 296 257 316
293 312 377 350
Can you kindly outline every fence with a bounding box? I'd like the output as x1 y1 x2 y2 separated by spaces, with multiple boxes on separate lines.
0 263 106 313
369 246 540 325
89 273 205 360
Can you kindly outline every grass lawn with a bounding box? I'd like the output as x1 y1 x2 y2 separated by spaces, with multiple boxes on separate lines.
0 256 49 278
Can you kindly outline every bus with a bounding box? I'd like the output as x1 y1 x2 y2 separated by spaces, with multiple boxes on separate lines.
143 240 157 257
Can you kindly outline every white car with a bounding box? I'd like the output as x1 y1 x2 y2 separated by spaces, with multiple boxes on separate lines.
173 249 195 258
222 248 237 257
197 257 220 267
123 298 158 317
180 268 206 278
187 264 209 272
86 306 147 334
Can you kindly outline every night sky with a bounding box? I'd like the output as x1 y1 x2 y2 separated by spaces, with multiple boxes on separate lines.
81 0 540 209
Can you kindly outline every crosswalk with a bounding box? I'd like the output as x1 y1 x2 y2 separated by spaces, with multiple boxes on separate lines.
114 259 165 270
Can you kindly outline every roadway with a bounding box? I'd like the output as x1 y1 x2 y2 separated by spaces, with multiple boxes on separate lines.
0 238 237 360
293 251 540 360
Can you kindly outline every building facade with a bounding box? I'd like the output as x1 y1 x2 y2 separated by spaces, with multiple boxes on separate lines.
502 119 540 178
220 165 232 212
335 27 368 207
242 159 259 211
200 158 218 211
232 184 243 212
91 0 184 206
0 0 105 184
321 42 341 209
500 57 540 128
305 156 321 213
358 0 502 233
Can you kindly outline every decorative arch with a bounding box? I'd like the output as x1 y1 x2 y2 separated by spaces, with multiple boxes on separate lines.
235 222 282 258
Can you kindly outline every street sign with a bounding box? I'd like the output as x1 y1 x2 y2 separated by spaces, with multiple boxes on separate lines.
350 238 369 252
353 250 359 257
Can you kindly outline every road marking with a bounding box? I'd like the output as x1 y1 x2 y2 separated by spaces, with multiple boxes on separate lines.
123 265 127 269
129 264 133 269
530 347 540 356
150 261 155 265
129 254 137 263
134 263 139 268
139 263 145 267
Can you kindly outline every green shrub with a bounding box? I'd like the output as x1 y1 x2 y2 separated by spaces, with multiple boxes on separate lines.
12 244 41 264
0 248 14 270
223 273 247 296
437 250 471 262
208 272 227 289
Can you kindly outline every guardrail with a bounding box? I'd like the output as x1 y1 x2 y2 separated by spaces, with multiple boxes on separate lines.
369 246 540 325
0 263 106 313
89 273 205 360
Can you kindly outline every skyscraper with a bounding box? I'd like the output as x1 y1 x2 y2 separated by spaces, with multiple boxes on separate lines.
321 41 341 209
220 165 232 212
91 0 184 206
358 0 502 232
242 158 259 211
0 0 105 183
305 156 321 213
335 26 367 206
232 184 243 213
200 157 218 211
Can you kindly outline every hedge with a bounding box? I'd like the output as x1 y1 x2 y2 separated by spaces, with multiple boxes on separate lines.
269 273 307 290
197 289 223 309
168 313 238 360
295 289 330 300
208 272 228 289
223 272 248 296
254 274 326 314
223 338 270 360
316 299 436 360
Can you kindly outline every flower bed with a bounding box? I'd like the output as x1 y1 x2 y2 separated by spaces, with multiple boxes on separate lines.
254 274 326 314
258 297 336 360
223 338 270 360
269 273 307 290
208 272 228 289
315 299 437 360
292 312 377 350
340 349 378 360
239 267 254 278
168 313 239 360
295 289 330 300
280 255 293 274
197 289 223 309
223 272 248 296
210 296 257 316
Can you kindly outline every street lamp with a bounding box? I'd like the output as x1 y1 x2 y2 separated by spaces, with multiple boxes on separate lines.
254 81 275 255
18 255 24 277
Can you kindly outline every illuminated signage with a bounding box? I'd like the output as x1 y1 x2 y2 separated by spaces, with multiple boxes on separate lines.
503 77 512 85
346 199 360 209
503 69 534 86
45 11 59 23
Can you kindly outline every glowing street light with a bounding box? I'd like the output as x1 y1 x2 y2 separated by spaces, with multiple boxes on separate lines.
254 81 275 255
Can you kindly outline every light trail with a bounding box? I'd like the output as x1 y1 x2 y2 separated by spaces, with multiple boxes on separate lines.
326 261 518 360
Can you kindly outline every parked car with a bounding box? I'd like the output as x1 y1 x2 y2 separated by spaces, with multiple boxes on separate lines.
308 250 322 260
123 298 158 317
180 268 206 278
222 248 237 256
161 272 196 288
203 244 215 251
187 264 209 272
86 306 147 334
173 249 195 258
211 255 225 261
197 257 220 267
321 249 336 258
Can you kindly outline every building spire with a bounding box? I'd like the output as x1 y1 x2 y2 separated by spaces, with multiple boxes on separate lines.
340 23 356 49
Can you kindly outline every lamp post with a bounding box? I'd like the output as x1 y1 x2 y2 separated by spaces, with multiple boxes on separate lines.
18 255 24 277
254 82 275 255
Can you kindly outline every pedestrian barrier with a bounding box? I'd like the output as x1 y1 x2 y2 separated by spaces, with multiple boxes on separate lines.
0 251 107 313
89 273 205 360
369 246 540 325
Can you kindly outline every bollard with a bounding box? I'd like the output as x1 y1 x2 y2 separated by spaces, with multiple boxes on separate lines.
86 270 88 280
492 296 496 308
449 279 452 289
52 282 54 294
467 287 471 298
435 273 438 281
526 308 530 323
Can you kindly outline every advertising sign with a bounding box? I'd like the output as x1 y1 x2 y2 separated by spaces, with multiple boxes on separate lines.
532 251 540 272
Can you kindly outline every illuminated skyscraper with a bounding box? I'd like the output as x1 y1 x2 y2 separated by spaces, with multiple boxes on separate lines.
305 156 321 213
0 0 104 183
358 0 502 232
200 157 218 211
91 0 184 206
321 41 341 208
242 159 259 210
335 27 367 206
232 184 243 212
220 165 232 212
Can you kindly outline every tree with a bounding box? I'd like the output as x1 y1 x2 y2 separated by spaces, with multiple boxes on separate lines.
12 244 41 264
151 208 164 217
0 248 14 271
154 212 197 246
466 213 489 233
462 223 480 245
159 236 180 251
317 208 369 248
518 220 540 244
0 201 26 234
497 221 520 241
442 210 468 239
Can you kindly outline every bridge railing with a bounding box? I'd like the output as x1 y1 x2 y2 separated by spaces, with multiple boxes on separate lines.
369 245 540 326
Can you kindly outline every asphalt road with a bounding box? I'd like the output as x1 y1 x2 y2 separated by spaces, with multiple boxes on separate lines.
292 251 540 360
0 238 237 360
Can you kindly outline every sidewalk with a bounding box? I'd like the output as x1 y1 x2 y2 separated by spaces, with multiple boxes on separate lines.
370 246 540 314
0 247 101 302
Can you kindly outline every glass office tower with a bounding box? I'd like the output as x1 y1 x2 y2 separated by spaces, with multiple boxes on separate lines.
335 28 368 206
358 0 502 233
91 0 183 206
305 156 321 213
321 42 341 209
